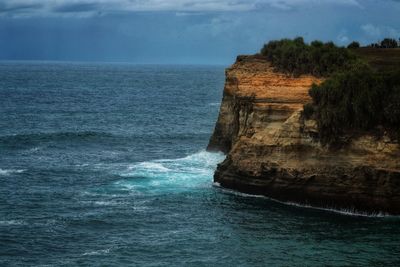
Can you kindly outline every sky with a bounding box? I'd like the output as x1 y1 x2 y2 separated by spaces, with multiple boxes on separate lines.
0 0 399 64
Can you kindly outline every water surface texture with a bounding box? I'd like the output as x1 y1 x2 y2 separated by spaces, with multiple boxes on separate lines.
0 62 399 266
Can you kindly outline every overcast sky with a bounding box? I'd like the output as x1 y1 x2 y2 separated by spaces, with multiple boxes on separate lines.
0 0 399 64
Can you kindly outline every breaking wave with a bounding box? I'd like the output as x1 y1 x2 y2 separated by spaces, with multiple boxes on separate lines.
115 150 225 194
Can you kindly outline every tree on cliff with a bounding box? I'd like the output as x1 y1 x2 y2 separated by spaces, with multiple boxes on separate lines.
260 37 357 77
347 41 360 49
380 38 398 48
306 62 400 144
368 37 399 48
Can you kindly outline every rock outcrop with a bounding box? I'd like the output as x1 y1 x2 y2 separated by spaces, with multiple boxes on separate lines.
208 55 400 215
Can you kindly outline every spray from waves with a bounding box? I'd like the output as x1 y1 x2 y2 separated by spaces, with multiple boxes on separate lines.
115 150 225 194
208 102 221 107
0 168 25 176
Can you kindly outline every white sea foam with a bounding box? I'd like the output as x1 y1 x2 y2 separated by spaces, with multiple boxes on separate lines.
92 200 120 206
128 162 171 172
209 102 221 107
93 201 113 206
286 202 390 217
83 248 111 256
116 150 225 193
212 182 223 188
114 181 138 191
91 200 136 207
30 146 40 151
0 168 25 176
0 220 26 226
215 185 395 218
81 191 120 198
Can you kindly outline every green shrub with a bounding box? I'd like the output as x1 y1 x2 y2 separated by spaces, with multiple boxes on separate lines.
260 37 358 77
347 41 360 49
302 103 315 119
380 38 399 48
368 37 400 48
384 86 400 125
308 64 400 144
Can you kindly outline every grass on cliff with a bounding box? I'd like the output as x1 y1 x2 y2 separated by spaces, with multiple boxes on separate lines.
260 37 400 145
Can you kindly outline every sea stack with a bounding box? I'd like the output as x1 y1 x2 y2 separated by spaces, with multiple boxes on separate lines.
208 55 400 215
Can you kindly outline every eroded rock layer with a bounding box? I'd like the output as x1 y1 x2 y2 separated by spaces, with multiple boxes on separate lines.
208 55 400 214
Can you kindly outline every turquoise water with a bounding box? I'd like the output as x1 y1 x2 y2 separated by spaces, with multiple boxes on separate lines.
0 62 399 266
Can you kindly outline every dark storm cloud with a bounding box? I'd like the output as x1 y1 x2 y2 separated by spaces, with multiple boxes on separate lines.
0 2 43 14
0 0 364 17
53 2 101 13
1 0 400 17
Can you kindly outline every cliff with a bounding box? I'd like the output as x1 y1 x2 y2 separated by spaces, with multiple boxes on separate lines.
208 55 400 215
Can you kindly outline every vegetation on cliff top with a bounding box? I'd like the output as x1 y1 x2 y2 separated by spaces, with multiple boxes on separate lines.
367 38 400 48
306 64 400 144
260 37 400 144
260 37 358 77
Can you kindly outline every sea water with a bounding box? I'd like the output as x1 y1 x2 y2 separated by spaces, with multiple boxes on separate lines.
0 62 399 266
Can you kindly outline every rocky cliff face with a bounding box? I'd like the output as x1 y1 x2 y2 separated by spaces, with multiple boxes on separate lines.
208 55 400 215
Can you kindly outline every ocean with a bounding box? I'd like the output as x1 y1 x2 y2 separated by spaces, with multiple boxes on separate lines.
0 61 399 266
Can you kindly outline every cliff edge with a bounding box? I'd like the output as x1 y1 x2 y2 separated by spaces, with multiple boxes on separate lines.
208 55 400 215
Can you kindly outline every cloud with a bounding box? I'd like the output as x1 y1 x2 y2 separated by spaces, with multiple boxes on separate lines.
337 31 350 44
259 0 361 10
361 24 382 37
361 23 400 39
0 0 365 17
53 2 101 13
0 2 43 13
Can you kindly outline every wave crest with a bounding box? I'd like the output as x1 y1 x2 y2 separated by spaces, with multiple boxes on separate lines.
0 168 25 176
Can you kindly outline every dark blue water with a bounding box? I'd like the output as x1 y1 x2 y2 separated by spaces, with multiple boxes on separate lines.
1 62 399 266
